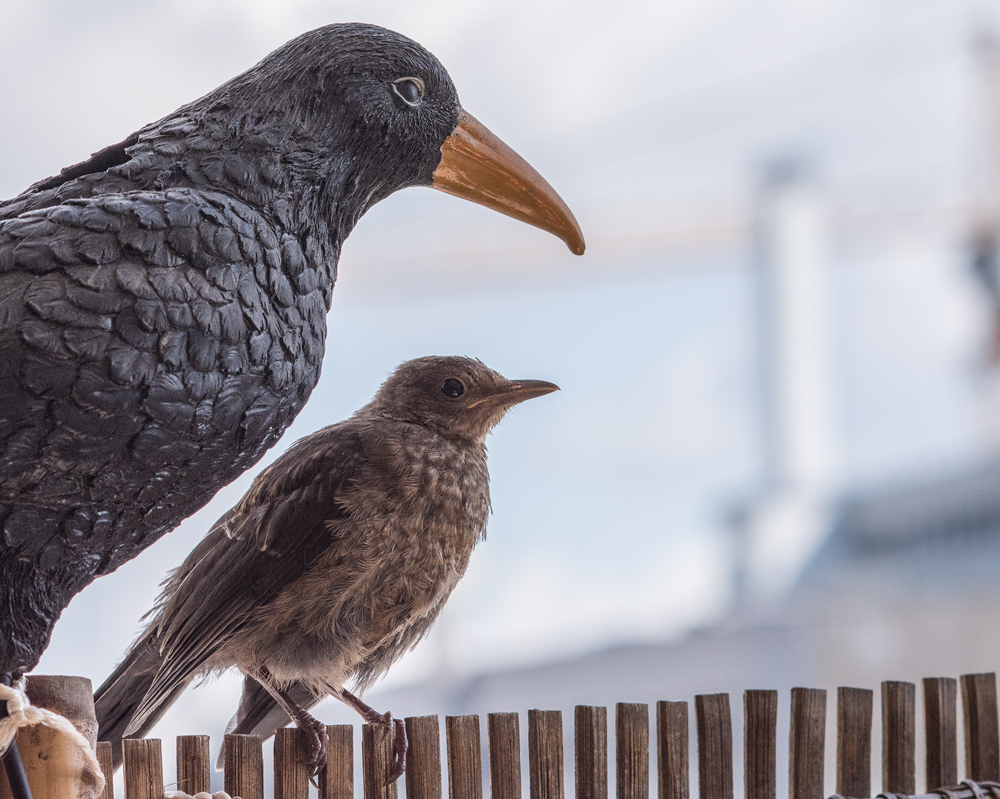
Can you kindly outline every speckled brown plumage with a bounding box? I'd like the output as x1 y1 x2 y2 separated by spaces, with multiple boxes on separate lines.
93 356 557 773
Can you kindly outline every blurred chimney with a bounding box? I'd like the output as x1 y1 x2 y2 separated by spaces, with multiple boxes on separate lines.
970 24 1000 450
731 159 840 607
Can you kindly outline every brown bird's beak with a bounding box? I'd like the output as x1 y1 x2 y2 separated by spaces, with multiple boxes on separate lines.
468 379 560 411
433 110 586 255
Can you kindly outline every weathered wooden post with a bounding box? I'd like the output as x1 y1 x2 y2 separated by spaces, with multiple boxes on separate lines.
0 676 103 799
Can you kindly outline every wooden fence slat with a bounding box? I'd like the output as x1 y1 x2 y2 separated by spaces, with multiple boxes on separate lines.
789 688 826 799
961 672 1000 781
744 690 777 799
447 715 483 799
617 703 649 799
96 741 114 799
274 727 310 799
224 733 264 799
176 734 210 796
575 706 607 799
407 716 443 799
657 701 689 799
122 738 162 799
490 712 522 799
882 681 916 794
836 687 872 799
695 693 733 799
529 709 565 799
923 678 958 790
363 724 399 799
320 725 354 799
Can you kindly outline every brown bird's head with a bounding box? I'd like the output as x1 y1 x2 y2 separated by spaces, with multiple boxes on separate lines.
363 356 559 443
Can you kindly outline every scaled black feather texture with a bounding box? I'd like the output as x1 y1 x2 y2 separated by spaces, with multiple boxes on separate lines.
0 23 464 675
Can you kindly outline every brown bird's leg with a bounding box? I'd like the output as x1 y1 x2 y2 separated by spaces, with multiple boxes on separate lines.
325 683 407 782
247 667 328 777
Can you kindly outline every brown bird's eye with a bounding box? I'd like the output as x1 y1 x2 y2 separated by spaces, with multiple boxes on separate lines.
441 378 465 398
392 77 425 107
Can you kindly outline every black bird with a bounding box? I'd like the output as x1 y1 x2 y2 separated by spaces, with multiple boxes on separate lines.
0 23 583 680
94 356 558 777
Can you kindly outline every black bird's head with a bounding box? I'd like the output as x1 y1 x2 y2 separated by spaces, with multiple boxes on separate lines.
182 23 585 252
30 24 583 255
364 356 559 443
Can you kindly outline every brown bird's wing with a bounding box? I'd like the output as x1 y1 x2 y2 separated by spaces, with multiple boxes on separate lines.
124 423 368 735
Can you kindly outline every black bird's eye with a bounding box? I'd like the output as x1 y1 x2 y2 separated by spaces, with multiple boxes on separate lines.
441 378 465 398
392 77 425 107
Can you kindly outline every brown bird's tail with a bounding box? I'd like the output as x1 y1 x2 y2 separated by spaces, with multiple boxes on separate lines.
215 675 323 770
94 628 187 769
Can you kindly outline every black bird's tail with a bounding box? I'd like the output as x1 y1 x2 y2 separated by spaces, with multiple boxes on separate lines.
215 675 321 770
94 628 188 769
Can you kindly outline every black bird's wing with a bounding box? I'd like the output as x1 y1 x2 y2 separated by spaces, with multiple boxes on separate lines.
122 425 368 736
0 184 329 672
0 187 319 548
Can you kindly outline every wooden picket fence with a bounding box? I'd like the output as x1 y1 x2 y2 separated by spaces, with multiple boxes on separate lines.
101 672 1000 799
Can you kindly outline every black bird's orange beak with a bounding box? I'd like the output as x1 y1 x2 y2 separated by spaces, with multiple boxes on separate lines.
432 110 586 255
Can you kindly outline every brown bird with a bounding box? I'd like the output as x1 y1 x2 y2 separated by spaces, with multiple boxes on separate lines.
93 356 558 779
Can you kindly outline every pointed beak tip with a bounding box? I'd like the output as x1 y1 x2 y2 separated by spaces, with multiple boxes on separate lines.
513 380 560 399
566 234 586 256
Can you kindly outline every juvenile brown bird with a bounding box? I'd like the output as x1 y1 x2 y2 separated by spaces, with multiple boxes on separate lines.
94 356 558 778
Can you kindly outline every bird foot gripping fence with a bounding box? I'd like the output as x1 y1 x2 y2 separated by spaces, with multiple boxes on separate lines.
14 671 1000 799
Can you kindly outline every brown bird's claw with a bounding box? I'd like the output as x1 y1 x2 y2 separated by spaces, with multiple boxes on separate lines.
302 714 329 783
369 711 407 784
247 666 330 782
333 687 408 783
387 716 407 784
